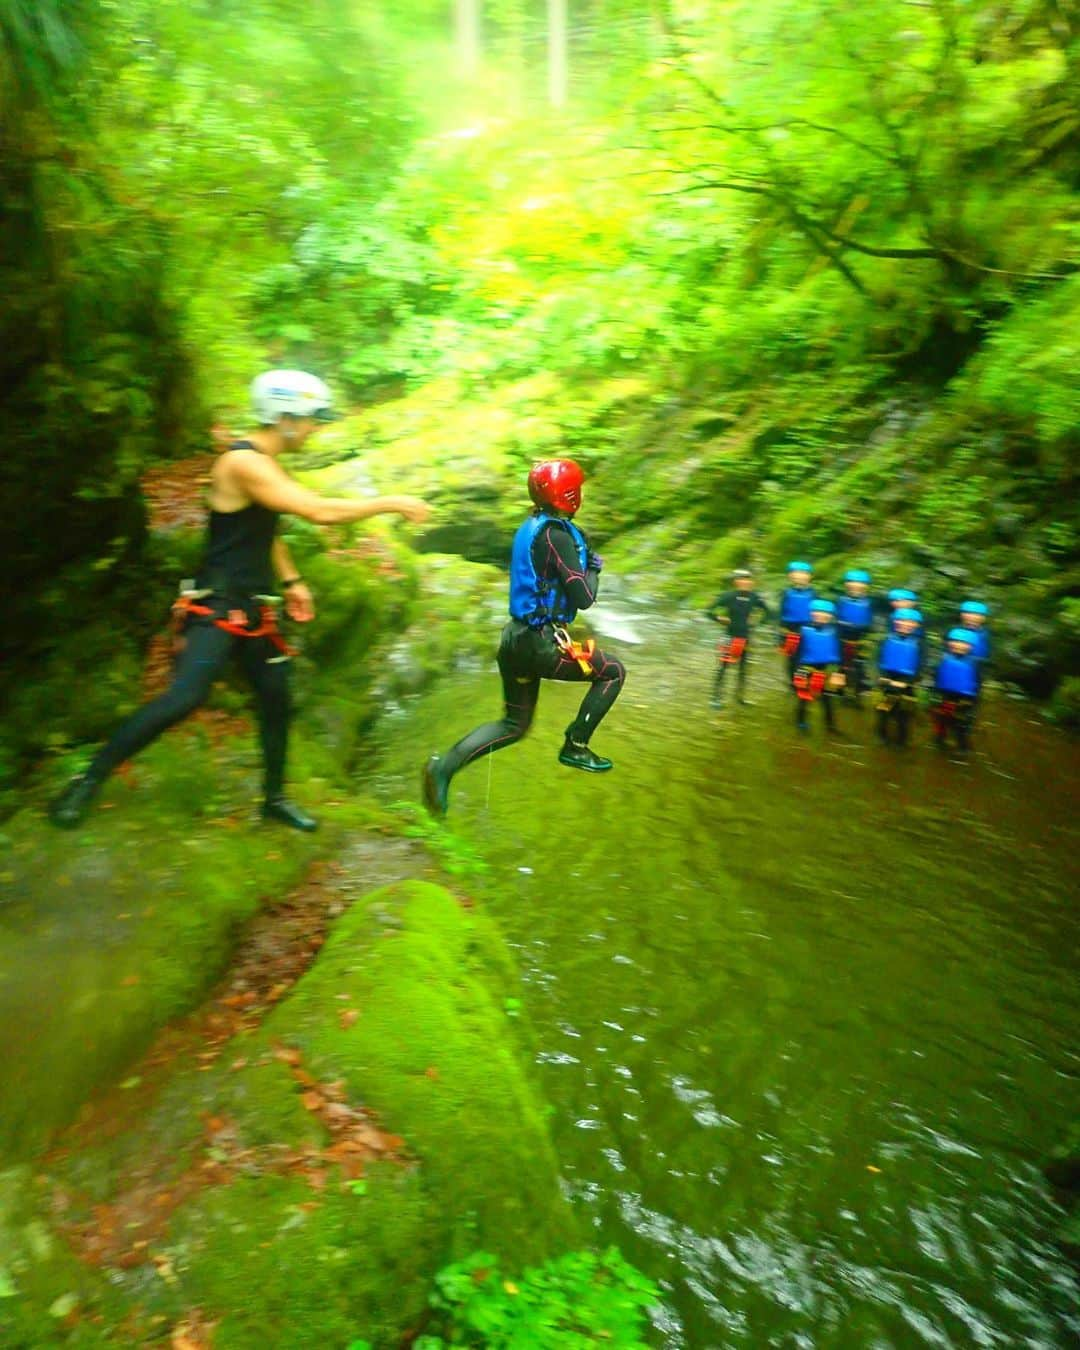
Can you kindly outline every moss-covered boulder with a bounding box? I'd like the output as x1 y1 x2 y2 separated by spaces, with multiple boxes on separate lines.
0 882 576 1349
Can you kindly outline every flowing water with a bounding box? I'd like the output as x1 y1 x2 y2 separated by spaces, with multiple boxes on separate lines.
369 604 1080 1347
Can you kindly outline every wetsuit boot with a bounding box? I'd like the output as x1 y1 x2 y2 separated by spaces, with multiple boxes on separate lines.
558 739 613 772
711 665 725 709
422 754 451 817
262 796 318 832
48 773 104 829
736 662 750 705
876 710 890 746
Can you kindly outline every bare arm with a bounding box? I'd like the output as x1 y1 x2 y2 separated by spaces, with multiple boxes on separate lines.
271 538 298 581
231 451 429 526
270 537 315 621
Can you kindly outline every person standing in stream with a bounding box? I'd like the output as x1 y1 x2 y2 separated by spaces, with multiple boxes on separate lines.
422 458 625 817
49 370 430 833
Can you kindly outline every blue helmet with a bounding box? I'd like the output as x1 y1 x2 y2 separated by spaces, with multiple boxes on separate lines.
810 598 836 616
888 588 917 602
960 600 989 616
894 608 922 624
947 627 975 645
844 568 872 584
787 560 813 573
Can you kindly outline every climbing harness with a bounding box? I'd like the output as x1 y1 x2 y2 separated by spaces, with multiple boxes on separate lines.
877 679 917 714
792 666 827 701
779 629 801 658
552 626 596 675
719 635 747 665
842 637 869 666
172 583 293 663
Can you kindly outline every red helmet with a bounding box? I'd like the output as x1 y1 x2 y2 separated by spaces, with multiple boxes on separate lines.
527 459 585 515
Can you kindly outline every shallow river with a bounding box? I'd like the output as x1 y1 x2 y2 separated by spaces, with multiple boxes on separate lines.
369 605 1080 1347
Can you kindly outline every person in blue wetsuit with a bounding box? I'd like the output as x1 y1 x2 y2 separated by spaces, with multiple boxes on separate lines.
875 607 923 747
422 458 625 817
836 568 875 703
778 561 815 681
931 629 981 752
792 598 843 734
706 568 770 708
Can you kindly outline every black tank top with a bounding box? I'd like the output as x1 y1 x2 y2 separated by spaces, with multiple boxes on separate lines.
198 441 279 595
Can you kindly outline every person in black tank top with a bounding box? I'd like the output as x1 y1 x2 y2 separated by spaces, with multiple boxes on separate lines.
50 372 430 832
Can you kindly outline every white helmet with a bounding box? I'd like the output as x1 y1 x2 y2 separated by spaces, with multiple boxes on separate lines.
251 370 337 425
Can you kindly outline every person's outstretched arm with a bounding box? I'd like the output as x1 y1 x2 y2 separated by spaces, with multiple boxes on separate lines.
233 450 429 526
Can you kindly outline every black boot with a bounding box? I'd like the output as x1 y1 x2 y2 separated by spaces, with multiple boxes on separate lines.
48 774 103 829
262 796 318 832
558 740 613 773
422 754 451 818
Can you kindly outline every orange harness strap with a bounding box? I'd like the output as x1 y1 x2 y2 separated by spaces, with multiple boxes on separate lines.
780 630 800 658
720 636 747 665
793 667 827 702
172 596 293 659
553 626 596 675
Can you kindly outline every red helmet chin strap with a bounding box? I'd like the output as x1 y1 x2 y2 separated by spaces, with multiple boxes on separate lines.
527 458 585 515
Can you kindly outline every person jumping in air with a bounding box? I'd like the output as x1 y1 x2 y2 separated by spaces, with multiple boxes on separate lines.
422 458 625 817
706 568 770 708
792 598 844 734
778 561 815 682
875 607 923 747
836 568 874 703
931 628 981 753
49 370 430 832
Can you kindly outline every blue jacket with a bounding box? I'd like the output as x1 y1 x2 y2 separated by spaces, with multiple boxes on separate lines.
837 595 874 632
797 623 841 666
935 653 979 698
964 627 991 662
878 633 922 680
781 586 815 626
508 513 588 626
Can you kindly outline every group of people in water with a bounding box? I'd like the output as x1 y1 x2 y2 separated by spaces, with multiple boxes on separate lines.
48 369 991 834
708 562 991 750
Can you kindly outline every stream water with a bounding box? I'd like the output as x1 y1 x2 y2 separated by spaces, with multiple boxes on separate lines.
369 603 1080 1347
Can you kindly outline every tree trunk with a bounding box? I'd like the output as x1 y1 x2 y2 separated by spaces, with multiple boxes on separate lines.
548 0 568 107
454 0 481 77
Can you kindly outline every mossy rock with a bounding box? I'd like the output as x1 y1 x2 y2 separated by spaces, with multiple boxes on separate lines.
258 880 576 1263
0 883 575 1348
0 730 378 1163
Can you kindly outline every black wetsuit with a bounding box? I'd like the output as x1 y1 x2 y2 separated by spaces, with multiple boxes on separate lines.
438 522 625 778
706 589 769 702
84 443 292 798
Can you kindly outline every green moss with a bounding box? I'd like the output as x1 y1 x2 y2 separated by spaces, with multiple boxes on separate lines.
2 882 573 1348
258 880 575 1264
147 1168 434 1350
0 732 381 1163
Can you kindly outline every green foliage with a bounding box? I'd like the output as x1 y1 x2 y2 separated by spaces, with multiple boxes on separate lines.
391 800 491 880
6 0 1080 769
413 1247 659 1348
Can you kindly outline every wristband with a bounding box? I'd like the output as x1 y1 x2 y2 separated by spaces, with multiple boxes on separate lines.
280 576 303 589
